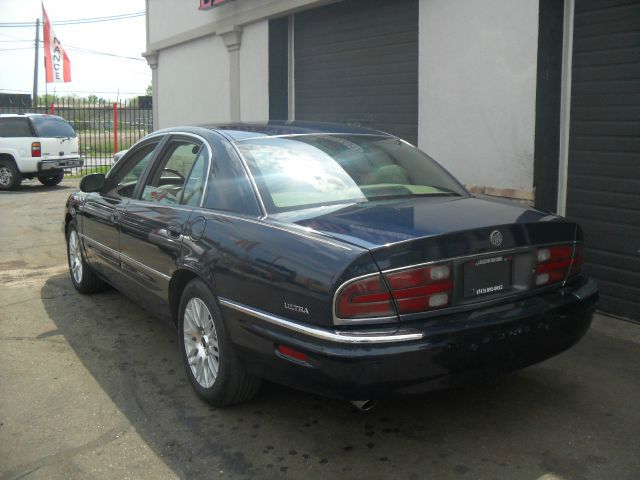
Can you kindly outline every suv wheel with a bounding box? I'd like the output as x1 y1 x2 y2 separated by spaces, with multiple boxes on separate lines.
178 279 261 406
0 159 21 190
39 172 64 187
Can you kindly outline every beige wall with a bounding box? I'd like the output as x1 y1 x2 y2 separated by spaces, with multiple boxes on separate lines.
156 34 230 128
239 20 269 121
418 0 539 199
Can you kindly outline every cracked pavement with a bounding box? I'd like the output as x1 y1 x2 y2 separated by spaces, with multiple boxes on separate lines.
0 179 639 480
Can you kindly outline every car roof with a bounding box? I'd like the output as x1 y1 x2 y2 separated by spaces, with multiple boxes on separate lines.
0 113 60 119
197 121 395 141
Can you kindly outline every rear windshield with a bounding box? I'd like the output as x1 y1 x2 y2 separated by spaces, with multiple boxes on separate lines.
235 134 468 213
31 116 77 138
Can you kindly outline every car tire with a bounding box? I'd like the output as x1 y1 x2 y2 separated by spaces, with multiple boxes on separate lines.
38 172 64 187
66 220 109 294
178 279 261 407
0 159 22 190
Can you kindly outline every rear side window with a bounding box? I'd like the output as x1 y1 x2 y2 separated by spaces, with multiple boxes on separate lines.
203 145 260 215
0 118 33 137
30 116 77 138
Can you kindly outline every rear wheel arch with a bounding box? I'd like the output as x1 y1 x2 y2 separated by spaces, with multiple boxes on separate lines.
0 152 17 167
169 268 212 324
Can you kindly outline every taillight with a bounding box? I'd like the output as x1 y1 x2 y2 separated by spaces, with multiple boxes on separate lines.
535 244 583 286
385 263 453 314
335 263 455 321
31 142 41 157
336 274 395 319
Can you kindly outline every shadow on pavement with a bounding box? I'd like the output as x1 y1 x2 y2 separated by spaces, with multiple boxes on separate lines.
35 273 629 479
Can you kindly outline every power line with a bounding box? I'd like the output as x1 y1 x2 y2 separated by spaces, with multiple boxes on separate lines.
0 40 147 62
0 12 145 28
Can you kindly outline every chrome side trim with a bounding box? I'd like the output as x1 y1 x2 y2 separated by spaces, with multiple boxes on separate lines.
218 298 424 344
120 252 171 281
79 233 119 257
79 232 171 281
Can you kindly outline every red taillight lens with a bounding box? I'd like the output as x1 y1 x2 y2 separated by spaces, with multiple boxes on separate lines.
31 142 41 157
535 244 583 286
336 263 454 320
336 274 394 319
385 263 453 314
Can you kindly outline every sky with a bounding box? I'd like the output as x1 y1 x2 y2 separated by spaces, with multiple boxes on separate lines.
0 0 150 100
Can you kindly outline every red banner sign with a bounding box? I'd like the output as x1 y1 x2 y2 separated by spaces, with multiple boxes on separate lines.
43 4 71 83
199 0 233 10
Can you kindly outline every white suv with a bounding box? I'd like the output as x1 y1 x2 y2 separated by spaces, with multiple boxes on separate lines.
0 113 83 190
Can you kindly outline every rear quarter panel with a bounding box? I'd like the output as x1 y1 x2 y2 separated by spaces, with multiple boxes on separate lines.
180 210 377 328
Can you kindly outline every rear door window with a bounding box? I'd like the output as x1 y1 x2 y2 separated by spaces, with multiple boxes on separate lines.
30 116 77 138
0 118 33 137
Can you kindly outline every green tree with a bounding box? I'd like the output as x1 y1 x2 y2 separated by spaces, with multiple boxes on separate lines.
145 83 152 96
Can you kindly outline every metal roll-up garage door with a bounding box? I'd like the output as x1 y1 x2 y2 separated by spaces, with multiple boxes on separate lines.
293 0 419 145
566 0 640 319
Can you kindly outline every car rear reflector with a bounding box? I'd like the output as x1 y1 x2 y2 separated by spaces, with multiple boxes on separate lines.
535 244 582 286
336 274 395 319
385 263 453 314
277 345 308 363
31 142 41 158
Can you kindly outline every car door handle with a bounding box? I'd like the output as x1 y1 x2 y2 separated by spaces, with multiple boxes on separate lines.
110 211 121 224
167 222 184 238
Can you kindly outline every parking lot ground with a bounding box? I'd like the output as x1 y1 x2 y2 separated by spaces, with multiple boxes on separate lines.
1 180 639 480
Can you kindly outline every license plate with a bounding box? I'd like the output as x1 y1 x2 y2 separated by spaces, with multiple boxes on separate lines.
464 255 512 298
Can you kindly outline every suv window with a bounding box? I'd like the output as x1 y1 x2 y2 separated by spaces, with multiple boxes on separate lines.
104 142 158 198
141 140 204 205
30 116 77 138
0 118 33 137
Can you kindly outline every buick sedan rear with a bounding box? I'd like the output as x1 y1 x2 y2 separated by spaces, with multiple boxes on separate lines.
63 122 597 407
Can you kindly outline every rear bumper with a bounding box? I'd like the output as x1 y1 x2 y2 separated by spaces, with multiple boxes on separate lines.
221 277 598 400
38 157 83 172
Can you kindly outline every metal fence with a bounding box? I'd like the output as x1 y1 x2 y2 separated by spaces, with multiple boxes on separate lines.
0 96 153 176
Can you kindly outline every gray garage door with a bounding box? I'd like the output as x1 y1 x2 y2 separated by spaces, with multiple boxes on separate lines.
566 0 640 319
293 0 419 145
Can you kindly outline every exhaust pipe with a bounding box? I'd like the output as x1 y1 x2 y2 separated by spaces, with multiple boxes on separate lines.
350 400 378 412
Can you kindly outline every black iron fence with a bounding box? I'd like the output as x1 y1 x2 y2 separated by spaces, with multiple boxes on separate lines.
0 96 153 176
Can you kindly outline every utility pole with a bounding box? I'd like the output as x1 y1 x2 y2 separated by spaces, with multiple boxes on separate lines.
32 18 40 110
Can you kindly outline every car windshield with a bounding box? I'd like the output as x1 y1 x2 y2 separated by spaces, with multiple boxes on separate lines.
235 134 468 213
31 116 77 138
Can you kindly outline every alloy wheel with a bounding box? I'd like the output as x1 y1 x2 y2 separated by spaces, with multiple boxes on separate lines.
68 230 83 284
0 166 11 187
183 297 220 388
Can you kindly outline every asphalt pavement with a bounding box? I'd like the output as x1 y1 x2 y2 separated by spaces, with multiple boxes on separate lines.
1 179 639 480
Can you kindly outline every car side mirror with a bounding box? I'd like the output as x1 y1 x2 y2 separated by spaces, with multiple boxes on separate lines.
80 173 105 193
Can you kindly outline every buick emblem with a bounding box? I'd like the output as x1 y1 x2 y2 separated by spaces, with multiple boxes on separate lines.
489 230 503 247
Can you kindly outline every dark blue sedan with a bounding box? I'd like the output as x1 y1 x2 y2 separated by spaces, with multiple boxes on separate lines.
63 122 598 408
